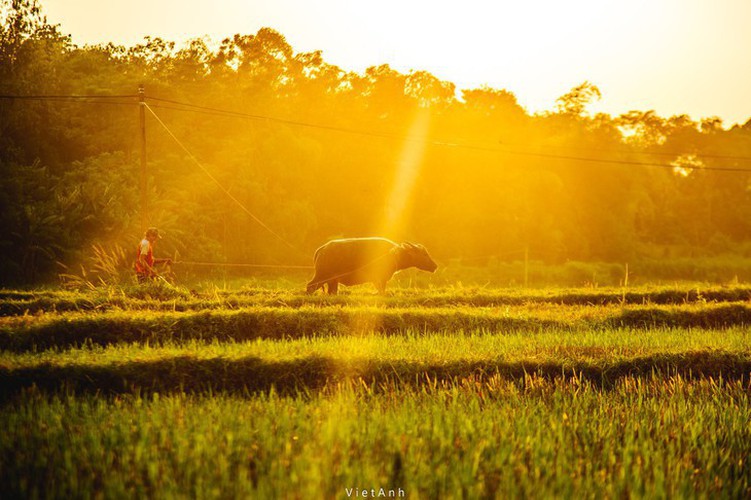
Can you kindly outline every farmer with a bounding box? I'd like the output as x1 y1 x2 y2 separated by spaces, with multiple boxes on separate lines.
134 227 172 283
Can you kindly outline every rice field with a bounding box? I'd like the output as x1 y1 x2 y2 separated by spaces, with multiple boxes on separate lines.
1 282 750 498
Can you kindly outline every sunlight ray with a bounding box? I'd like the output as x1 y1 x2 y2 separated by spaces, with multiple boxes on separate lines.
378 108 432 240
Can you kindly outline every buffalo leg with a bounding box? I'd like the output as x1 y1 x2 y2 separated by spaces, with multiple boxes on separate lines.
306 277 322 294
326 280 339 295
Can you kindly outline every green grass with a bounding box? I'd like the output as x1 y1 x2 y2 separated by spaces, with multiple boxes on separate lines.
1 283 750 497
3 283 751 315
1 377 749 499
1 328 749 400
3 300 751 352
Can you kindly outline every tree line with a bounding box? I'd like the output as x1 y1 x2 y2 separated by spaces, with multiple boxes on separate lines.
2 0 751 285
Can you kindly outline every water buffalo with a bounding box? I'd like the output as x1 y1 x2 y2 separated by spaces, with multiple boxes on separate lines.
306 237 438 295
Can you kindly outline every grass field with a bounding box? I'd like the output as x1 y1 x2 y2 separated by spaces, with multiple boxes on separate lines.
1 280 750 498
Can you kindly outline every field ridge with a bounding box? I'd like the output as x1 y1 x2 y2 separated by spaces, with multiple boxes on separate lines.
2 350 749 401
3 285 751 315
3 302 751 352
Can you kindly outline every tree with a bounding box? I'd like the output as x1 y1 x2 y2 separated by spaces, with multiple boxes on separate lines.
555 81 601 117
2 10 751 285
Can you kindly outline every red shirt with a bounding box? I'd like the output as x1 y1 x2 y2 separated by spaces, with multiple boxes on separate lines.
134 238 154 274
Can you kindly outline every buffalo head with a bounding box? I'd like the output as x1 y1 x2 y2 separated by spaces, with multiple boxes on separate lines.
399 242 438 272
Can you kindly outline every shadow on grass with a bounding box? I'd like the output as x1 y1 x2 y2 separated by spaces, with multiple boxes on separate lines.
3 304 751 353
0 310 568 352
3 287 751 316
2 351 749 402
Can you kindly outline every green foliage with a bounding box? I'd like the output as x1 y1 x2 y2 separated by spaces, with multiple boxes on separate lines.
0 153 138 285
1 2 751 294
555 81 602 116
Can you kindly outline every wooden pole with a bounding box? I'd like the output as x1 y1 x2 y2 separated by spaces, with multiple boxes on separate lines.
524 245 529 288
139 84 147 233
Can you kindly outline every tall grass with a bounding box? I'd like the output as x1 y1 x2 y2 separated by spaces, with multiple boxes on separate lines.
1 329 749 399
3 301 751 352
4 284 751 316
167 256 751 288
1 377 748 499
2 284 750 497
59 244 134 290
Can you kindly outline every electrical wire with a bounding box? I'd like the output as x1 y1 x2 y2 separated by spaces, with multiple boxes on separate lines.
6 91 750 270
1 97 138 106
145 96 751 173
3 93 751 172
146 96 405 140
143 103 309 258
0 94 139 107
514 142 751 162
174 261 313 269
0 94 138 99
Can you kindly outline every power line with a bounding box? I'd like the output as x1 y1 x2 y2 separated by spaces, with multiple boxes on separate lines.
175 261 313 269
144 95 751 173
143 103 309 259
147 96 404 140
145 102 272 121
464 146 751 173
521 143 751 162
146 96 267 118
4 92 751 172
0 94 138 99
0 94 139 107
1 97 138 107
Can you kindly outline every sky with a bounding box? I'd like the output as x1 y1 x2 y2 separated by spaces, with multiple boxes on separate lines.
41 0 751 126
